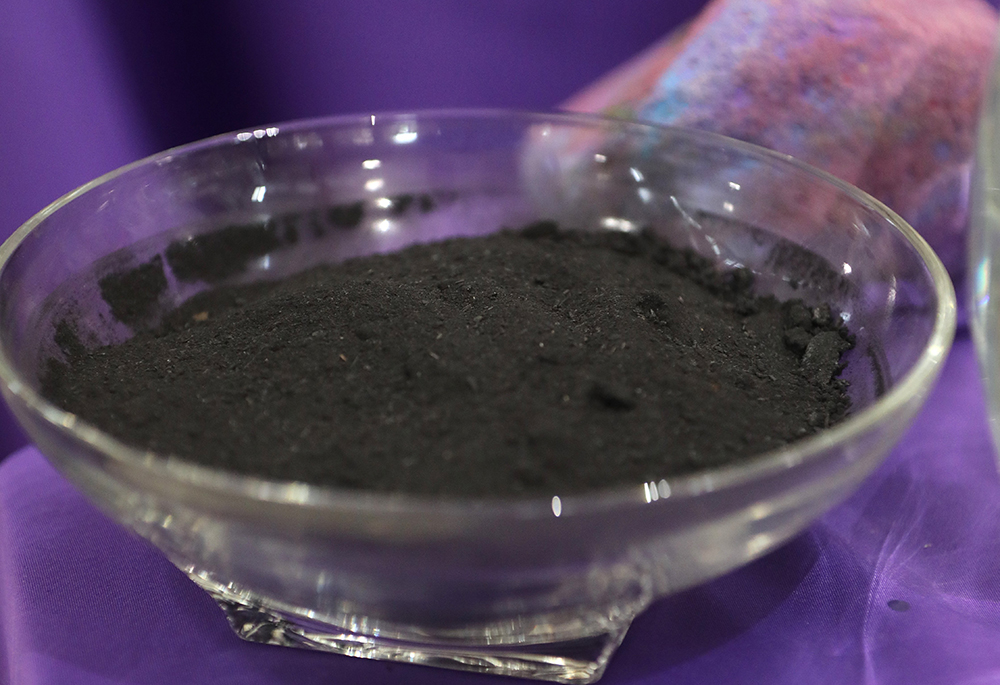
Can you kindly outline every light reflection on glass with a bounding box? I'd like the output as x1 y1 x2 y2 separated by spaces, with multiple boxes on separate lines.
644 481 660 503
251 186 266 203
374 219 393 233
643 480 671 502
746 533 773 556
601 217 638 232
670 195 703 231
842 262 853 275
551 496 562 517
278 482 313 504
365 178 385 192
976 259 991 309
728 181 741 190
238 127 280 141
657 479 671 498
594 153 607 163
748 503 772 521
363 159 382 170
393 126 418 144
638 188 653 204
723 201 734 212
630 167 645 183
375 197 392 209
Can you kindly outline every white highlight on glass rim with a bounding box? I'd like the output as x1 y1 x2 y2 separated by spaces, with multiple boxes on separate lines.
362 159 382 170
842 262 853 275
629 167 645 182
728 181 741 190
643 480 672 503
551 496 562 517
251 186 266 202
392 126 418 144
237 127 279 142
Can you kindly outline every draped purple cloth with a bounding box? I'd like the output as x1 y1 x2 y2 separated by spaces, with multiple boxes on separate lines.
4 2 1000 684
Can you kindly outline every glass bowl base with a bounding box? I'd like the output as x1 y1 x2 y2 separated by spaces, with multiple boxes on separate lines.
186 567 641 684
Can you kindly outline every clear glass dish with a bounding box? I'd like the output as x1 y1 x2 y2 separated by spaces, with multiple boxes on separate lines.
0 111 955 683
971 49 1000 458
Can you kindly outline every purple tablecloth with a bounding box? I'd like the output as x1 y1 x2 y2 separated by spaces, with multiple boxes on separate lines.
3 334 998 685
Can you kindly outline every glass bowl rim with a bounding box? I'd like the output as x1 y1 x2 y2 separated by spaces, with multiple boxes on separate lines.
0 108 957 519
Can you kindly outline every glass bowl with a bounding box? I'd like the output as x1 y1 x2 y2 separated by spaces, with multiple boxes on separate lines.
0 111 955 683
971 50 1000 458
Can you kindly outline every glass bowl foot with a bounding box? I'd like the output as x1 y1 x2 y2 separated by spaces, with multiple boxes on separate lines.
189 569 639 683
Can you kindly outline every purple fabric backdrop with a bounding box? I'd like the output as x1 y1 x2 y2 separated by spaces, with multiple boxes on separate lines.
2 336 998 685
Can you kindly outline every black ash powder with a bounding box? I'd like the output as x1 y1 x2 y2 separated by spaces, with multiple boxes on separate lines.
42 223 853 497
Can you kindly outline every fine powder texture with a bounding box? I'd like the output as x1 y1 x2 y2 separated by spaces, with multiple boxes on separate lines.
42 224 853 497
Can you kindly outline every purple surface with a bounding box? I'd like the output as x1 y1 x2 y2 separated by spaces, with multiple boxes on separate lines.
2 335 999 684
